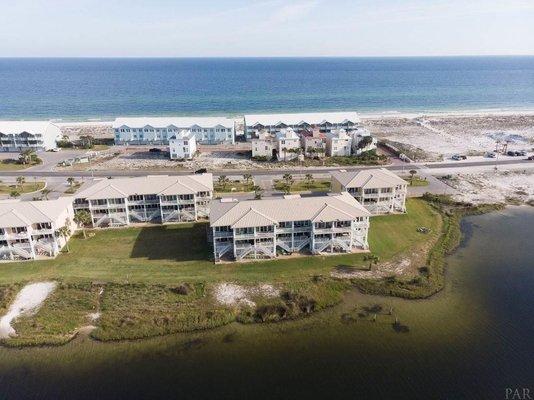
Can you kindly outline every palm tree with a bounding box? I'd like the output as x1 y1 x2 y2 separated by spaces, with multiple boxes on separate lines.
282 173 293 193
73 210 91 239
18 149 36 165
16 176 25 189
364 254 380 271
57 218 72 253
67 177 76 188
217 175 230 191
252 185 264 200
304 173 314 188
409 169 418 185
243 173 253 188
10 190 20 198
41 188 52 200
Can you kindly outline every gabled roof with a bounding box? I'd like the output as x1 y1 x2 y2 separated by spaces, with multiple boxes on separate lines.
231 208 277 229
0 121 59 135
0 197 73 228
210 192 370 228
113 117 235 129
75 174 213 200
245 112 361 127
331 168 406 189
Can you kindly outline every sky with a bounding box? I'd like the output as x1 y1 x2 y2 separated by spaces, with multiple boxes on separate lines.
1 0 534 57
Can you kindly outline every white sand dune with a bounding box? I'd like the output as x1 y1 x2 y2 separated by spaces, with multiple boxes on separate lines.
0 282 57 339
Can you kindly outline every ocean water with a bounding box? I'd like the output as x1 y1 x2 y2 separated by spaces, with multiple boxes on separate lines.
0 56 534 120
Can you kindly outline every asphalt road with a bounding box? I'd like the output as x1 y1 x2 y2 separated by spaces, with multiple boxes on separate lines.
0 158 531 179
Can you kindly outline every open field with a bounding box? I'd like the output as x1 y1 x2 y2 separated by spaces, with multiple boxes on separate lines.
365 113 534 161
0 199 446 345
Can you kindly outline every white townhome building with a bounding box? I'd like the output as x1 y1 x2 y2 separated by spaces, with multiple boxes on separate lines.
73 174 213 227
325 129 352 157
113 117 235 146
331 169 408 214
169 130 197 160
244 112 362 139
0 198 75 261
0 121 62 152
209 193 371 262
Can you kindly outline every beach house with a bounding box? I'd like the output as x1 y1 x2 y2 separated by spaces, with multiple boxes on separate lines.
0 121 61 152
275 128 301 161
251 131 276 160
73 174 213 227
331 169 407 214
325 129 352 157
169 130 197 160
300 129 327 158
113 117 235 146
209 193 371 262
0 197 75 261
351 128 378 155
244 112 362 139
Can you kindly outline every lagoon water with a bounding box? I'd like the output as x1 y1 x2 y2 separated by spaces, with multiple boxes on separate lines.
1 57 534 119
0 207 533 399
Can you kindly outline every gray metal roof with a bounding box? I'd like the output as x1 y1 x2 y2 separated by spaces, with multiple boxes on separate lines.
0 197 73 228
210 193 370 228
331 168 406 189
75 174 213 200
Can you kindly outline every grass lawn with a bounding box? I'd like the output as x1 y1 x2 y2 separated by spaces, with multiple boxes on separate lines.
0 199 439 285
404 177 430 187
274 179 331 193
0 159 41 171
0 181 46 195
0 199 444 345
214 180 254 193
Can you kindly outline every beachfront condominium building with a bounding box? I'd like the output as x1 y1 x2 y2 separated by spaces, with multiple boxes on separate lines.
351 128 378 156
244 112 362 139
73 174 213 227
113 117 235 146
0 198 75 261
300 129 327 158
331 169 407 214
209 193 371 262
0 121 61 152
169 130 197 160
325 129 352 157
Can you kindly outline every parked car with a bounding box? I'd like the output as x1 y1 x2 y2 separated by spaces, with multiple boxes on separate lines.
195 168 207 174
507 151 517 156
516 150 527 156
451 154 467 161
528 155 534 161
149 148 162 153
485 152 496 158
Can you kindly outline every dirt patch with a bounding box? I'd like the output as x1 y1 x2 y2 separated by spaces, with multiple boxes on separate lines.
213 283 280 308
0 282 57 339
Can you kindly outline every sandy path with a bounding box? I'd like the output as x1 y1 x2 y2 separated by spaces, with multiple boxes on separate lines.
0 282 57 339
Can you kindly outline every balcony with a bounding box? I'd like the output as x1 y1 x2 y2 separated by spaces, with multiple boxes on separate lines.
234 232 275 240
213 231 233 238
32 228 54 235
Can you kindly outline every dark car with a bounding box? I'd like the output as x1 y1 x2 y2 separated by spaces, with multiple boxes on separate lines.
528 155 534 161
195 168 207 174
516 150 527 156
507 151 517 156
149 148 162 153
